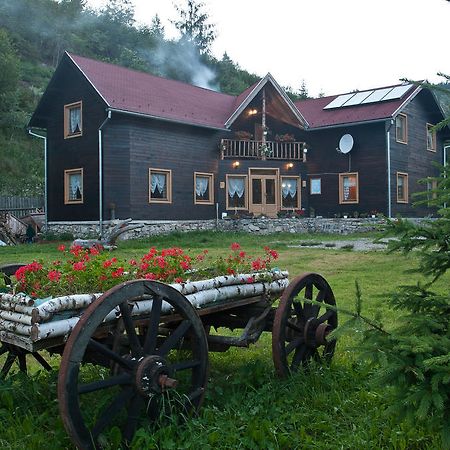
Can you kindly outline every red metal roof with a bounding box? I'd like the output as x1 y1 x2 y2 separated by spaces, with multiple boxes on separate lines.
68 53 237 129
294 84 419 129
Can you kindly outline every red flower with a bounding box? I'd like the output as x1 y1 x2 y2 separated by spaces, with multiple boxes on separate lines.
47 270 61 282
175 277 184 283
196 254 205 261
246 276 255 283
129 259 137 266
180 260 190 270
89 246 100 255
231 242 241 251
251 259 264 271
111 257 117 263
226 267 236 275
73 261 86 271
239 251 246 258
268 249 279 259
111 267 124 278
103 260 112 268
58 244 66 252
144 272 157 280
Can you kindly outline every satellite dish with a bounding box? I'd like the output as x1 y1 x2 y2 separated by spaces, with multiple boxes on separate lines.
338 134 354 154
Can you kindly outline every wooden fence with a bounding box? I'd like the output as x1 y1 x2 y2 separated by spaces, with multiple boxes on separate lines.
0 196 44 218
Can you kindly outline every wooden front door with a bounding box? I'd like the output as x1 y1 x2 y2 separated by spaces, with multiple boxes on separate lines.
249 170 279 217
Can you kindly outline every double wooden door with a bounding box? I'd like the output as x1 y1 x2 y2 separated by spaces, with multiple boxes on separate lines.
249 170 278 217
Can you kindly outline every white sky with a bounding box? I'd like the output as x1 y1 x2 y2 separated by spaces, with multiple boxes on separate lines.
87 0 450 97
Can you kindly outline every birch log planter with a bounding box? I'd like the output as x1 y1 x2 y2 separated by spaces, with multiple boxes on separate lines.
0 271 289 344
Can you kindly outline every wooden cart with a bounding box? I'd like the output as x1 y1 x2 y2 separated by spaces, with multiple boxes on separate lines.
0 264 337 449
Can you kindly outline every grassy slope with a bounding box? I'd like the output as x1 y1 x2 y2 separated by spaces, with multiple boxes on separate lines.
0 231 447 449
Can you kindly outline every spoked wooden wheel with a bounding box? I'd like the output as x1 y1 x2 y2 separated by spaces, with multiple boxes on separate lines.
0 343 52 378
58 280 209 450
272 273 338 378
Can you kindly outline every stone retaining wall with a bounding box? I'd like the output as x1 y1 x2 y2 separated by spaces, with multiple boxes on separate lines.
47 217 388 239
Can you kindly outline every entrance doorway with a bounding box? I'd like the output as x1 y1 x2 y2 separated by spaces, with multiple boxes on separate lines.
249 169 279 217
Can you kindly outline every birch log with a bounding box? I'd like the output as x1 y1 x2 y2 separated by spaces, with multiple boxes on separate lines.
0 318 32 336
0 310 33 325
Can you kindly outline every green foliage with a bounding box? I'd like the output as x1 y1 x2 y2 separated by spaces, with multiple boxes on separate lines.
340 165 450 448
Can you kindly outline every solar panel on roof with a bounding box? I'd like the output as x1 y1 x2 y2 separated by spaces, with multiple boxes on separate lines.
382 84 413 101
361 87 394 104
323 93 355 109
343 90 374 106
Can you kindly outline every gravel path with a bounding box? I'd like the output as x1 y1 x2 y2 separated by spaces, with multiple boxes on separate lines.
288 237 397 252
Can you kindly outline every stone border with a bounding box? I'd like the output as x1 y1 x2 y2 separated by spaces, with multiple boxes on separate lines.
47 217 388 239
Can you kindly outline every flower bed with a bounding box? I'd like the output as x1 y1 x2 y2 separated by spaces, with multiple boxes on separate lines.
0 243 288 344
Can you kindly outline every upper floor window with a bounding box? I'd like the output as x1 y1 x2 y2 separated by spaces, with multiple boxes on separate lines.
396 172 408 203
226 174 247 210
339 172 359 204
194 172 214 204
64 168 83 204
395 114 407 144
149 168 172 203
426 123 436 152
281 176 300 209
64 101 82 138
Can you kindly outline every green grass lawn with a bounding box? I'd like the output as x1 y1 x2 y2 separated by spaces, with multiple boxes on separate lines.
0 231 447 449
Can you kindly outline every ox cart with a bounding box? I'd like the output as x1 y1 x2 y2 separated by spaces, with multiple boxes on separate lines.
0 264 337 449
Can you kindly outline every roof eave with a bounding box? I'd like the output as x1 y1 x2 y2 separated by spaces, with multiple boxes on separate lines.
306 118 388 131
107 108 230 132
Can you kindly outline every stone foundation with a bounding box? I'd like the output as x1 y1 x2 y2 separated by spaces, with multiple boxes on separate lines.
47 217 388 240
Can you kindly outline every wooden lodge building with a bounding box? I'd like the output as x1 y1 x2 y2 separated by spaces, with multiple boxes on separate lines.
29 52 449 228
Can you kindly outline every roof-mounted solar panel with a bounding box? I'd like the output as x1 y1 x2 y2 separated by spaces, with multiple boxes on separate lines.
323 93 355 109
361 87 394 104
343 90 374 106
382 84 413 101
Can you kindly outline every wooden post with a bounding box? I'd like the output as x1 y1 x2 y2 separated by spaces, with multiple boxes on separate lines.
261 88 266 160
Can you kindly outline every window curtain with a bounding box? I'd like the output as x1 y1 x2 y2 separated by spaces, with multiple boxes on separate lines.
343 177 356 201
228 177 245 198
69 173 82 199
150 173 166 194
70 107 81 133
281 179 297 198
196 176 209 197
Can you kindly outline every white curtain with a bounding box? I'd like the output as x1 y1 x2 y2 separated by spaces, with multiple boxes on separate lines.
196 176 209 197
150 173 166 194
228 177 245 198
70 107 81 133
281 179 297 198
69 173 82 199
343 177 355 200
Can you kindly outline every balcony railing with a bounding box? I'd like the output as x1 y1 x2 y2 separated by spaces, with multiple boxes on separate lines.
220 139 305 161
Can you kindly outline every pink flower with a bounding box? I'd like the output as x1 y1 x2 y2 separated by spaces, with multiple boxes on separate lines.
246 276 254 283
231 242 241 251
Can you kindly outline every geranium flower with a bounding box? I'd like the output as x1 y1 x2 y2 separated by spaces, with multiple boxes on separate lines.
73 261 86 271
58 244 66 252
103 260 112 268
231 242 241 251
47 270 61 282
111 267 124 278
144 272 157 280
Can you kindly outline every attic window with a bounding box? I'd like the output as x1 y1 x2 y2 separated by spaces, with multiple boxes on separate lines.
426 123 436 152
395 114 407 144
64 101 82 138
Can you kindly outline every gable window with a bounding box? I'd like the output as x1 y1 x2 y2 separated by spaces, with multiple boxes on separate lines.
339 172 359 204
194 172 214 204
395 114 407 144
281 176 300 209
226 175 247 210
396 172 408 203
64 101 82 138
310 178 321 195
426 124 436 152
64 168 83 204
149 168 172 203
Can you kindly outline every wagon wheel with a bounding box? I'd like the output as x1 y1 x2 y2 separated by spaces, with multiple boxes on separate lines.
0 343 52 378
272 273 338 378
58 280 209 450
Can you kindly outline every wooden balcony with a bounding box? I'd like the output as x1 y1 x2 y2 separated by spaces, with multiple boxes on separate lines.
220 139 305 161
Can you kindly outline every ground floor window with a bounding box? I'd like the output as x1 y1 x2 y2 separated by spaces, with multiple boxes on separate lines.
64 168 83 204
396 172 408 203
194 172 214 204
310 178 321 195
339 172 358 204
281 176 300 209
226 174 247 209
149 168 172 203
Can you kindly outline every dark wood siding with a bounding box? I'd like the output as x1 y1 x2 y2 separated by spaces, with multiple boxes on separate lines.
103 115 226 220
303 122 388 217
43 59 107 221
390 90 445 216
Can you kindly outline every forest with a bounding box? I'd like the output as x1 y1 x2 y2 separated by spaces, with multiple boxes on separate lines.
0 0 448 196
